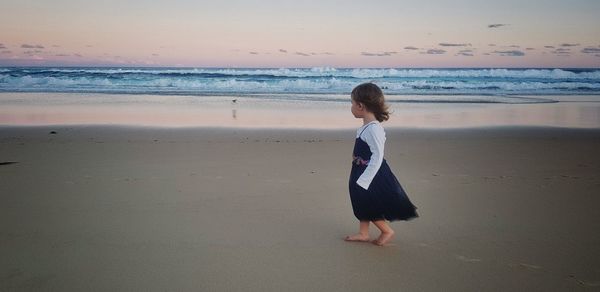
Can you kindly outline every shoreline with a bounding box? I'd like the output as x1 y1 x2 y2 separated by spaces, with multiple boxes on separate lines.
2 92 600 129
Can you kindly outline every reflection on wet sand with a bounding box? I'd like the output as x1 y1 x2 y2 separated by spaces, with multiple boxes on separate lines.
1 93 599 128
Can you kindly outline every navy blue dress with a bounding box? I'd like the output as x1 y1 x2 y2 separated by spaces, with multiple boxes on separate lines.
348 125 418 222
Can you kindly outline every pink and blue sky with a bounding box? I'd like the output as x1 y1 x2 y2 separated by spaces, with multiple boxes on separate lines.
1 0 599 67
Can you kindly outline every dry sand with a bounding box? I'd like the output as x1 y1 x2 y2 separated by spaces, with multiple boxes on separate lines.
1 125 600 291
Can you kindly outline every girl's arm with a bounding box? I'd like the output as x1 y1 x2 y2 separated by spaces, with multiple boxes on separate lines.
356 125 386 190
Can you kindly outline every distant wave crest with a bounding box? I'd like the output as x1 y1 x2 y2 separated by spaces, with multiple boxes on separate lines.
1 67 599 96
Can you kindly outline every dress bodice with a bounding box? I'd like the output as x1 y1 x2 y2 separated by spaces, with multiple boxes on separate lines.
352 123 376 161
352 137 372 161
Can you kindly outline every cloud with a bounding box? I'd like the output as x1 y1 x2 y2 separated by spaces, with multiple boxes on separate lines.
52 45 60 48
492 50 525 56
544 46 555 49
439 43 471 47
424 49 446 55
295 52 310 57
404 46 419 50
508 45 520 48
74 53 83 57
1 50 11 54
23 50 44 55
152 53 159 56
581 47 600 54
361 52 378 56
488 44 496 46
525 48 535 50
361 51 397 56
322 52 334 55
54 53 69 57
488 24 508 28
279 49 287 53
0 43 6 49
560 43 580 47
551 48 571 56
455 49 474 56
249 51 259 55
21 44 44 49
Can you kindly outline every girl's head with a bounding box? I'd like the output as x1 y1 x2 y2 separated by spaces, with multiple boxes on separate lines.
350 82 390 122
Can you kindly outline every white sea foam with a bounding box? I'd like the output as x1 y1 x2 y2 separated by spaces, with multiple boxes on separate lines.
1 67 599 98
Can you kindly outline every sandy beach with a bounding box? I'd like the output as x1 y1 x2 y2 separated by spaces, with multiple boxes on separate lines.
3 0 600 290
1 125 599 291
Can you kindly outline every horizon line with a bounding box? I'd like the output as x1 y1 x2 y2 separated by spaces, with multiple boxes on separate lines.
1 65 600 70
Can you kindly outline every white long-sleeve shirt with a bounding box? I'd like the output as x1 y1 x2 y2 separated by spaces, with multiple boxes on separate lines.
355 121 386 190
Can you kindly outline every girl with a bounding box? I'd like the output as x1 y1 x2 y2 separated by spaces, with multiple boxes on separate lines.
345 82 418 246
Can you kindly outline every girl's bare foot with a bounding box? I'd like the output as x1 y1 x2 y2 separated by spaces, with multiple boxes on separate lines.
344 234 370 242
372 231 395 246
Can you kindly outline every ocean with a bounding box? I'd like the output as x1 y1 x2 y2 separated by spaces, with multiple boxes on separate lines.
1 67 600 128
1 67 599 103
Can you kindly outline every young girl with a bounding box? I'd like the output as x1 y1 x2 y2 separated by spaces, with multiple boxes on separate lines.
345 82 418 246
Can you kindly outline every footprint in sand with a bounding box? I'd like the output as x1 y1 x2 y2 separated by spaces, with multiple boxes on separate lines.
569 275 600 287
508 263 542 270
454 254 482 263
519 263 541 269
417 242 443 251
580 281 600 287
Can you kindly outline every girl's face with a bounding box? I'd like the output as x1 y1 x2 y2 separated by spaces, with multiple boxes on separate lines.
351 99 364 118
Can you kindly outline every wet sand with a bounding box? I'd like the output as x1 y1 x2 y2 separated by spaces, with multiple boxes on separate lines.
2 92 600 129
1 125 600 291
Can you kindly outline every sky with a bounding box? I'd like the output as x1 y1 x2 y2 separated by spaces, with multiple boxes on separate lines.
1 0 599 68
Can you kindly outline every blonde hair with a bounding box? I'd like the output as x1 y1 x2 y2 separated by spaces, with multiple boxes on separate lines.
351 82 390 122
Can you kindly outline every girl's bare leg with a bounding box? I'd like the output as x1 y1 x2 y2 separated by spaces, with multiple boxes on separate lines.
344 221 371 242
371 220 395 246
